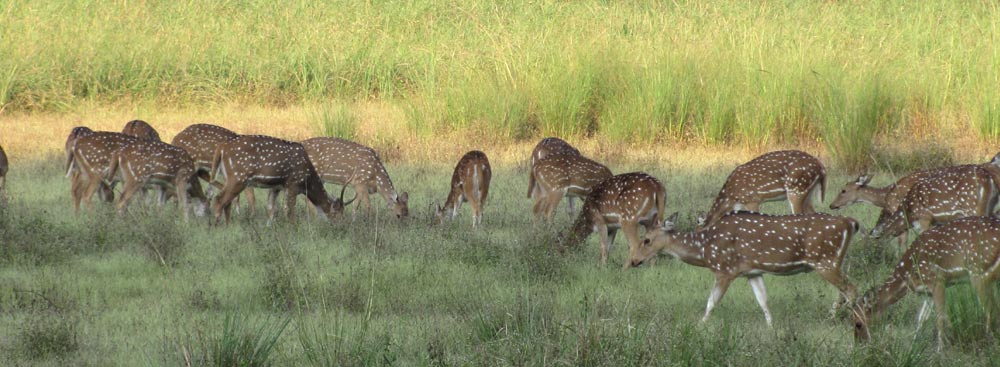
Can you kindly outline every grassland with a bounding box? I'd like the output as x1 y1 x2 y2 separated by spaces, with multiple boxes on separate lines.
1 152 998 366
1 1 999 168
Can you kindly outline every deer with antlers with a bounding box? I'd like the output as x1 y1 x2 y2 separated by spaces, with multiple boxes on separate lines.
854 216 1000 349
870 165 998 240
528 137 582 214
171 123 256 212
531 153 612 223
210 135 351 225
631 211 859 326
66 131 139 211
121 119 161 141
560 172 666 268
105 140 208 220
700 150 825 228
300 137 408 219
433 151 492 227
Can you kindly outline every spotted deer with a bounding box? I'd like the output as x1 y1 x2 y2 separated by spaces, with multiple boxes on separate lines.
632 211 859 326
66 131 138 211
853 216 1000 349
171 124 256 212
105 140 208 220
121 119 162 141
211 135 351 225
300 137 408 219
560 172 666 268
830 169 952 247
434 151 492 227
701 150 826 229
0 143 7 193
528 137 582 214
65 127 113 206
870 165 998 240
531 154 612 223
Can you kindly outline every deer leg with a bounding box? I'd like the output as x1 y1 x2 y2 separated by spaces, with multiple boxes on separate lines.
544 190 566 223
175 177 190 222
213 182 244 226
70 173 84 213
702 275 734 324
532 190 548 224
972 277 997 335
566 196 576 216
621 221 642 269
265 189 280 225
595 221 611 266
815 268 857 314
285 188 299 222
81 174 104 210
117 181 143 216
354 183 371 218
932 280 950 350
748 276 773 327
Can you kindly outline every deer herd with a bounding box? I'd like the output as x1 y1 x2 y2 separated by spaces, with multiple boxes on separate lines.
2 120 1000 348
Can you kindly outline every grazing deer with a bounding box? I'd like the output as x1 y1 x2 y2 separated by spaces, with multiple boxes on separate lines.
632 211 859 326
0 143 7 193
830 171 942 247
66 132 138 211
560 172 666 268
700 150 825 229
870 165 998 240
171 124 256 212
105 140 208 220
121 119 162 141
531 154 612 223
300 137 408 219
434 151 492 227
211 135 351 225
65 127 113 205
853 216 1000 349
528 137 581 203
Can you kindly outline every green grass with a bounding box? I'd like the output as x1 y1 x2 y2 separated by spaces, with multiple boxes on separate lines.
2 1 999 164
0 158 997 365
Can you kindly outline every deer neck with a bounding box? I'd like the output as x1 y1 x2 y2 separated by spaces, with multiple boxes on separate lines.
856 185 892 208
657 231 708 268
864 272 910 320
304 173 332 214
375 170 399 204
563 211 595 248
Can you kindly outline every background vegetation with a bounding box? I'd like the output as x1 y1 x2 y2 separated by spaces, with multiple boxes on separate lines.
1 0 999 168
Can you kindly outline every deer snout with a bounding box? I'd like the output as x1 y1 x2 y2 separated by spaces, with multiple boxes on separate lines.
630 259 644 268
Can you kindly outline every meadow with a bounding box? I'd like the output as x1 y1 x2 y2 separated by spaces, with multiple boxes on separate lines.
1 151 998 366
2 0 1000 365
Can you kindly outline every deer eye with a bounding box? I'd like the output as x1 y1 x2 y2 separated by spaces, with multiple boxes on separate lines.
642 238 651 245
841 189 846 193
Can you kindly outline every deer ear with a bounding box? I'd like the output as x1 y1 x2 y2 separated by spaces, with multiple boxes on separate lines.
857 174 873 185
398 192 409 203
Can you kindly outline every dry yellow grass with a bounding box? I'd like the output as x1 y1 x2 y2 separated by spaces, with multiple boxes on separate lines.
0 103 994 172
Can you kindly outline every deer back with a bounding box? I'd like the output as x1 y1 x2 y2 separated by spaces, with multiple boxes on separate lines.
530 137 580 167
300 137 385 185
71 132 138 180
873 165 998 237
532 154 612 197
583 172 665 224
704 150 825 226
171 124 240 170
121 120 161 142
706 212 857 273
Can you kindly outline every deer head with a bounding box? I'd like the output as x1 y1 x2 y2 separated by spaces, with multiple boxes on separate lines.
829 174 874 209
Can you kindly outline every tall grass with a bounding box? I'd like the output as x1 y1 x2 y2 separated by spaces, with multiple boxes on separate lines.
1 1 999 165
